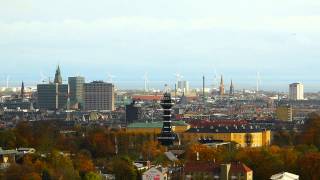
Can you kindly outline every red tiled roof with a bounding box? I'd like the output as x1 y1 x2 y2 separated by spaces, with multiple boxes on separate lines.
184 162 252 174
230 162 252 173
184 162 219 173
132 95 162 101
188 120 248 127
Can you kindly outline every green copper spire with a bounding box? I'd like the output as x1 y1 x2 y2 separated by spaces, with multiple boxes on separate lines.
54 65 62 84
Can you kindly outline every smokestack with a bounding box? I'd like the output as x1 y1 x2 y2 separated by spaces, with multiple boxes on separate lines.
203 76 205 103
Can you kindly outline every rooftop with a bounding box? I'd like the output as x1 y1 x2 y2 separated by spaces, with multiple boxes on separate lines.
127 121 190 128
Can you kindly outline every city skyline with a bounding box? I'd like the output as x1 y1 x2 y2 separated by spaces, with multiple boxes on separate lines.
1 0 320 91
0 67 315 93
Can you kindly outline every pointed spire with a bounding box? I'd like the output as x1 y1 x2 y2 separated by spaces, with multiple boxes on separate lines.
219 75 224 96
54 65 62 84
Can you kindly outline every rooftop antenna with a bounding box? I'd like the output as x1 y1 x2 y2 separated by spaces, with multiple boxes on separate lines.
203 75 205 103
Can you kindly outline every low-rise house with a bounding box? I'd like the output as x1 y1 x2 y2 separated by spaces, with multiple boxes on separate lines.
0 148 18 170
184 161 253 180
270 172 299 180
142 167 168 180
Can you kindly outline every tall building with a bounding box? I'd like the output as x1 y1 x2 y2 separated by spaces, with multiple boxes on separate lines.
289 83 304 100
158 88 179 146
68 76 85 108
37 84 69 110
229 79 234 96
84 81 114 111
177 80 190 94
37 66 68 110
276 105 293 121
219 75 225 96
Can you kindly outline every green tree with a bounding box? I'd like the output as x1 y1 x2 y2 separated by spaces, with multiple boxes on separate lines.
84 172 102 180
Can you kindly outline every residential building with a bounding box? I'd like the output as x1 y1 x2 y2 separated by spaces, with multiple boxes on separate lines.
0 148 18 170
142 167 168 180
177 80 190 94
84 81 114 111
184 161 253 180
276 105 293 121
270 172 299 180
289 83 304 100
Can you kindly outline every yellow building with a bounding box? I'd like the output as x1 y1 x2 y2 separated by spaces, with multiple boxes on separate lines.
183 125 271 147
126 121 190 134
276 106 293 121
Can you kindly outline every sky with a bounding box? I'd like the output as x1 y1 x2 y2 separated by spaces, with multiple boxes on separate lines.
0 0 320 92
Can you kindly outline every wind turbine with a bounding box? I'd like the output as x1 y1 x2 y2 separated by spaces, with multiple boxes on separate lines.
40 71 48 83
6 75 10 88
107 73 116 83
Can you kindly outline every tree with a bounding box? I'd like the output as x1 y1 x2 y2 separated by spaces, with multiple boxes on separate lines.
298 152 320 180
84 172 102 180
299 113 320 148
111 156 137 180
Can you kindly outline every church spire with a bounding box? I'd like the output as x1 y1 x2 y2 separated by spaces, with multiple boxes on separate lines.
54 65 62 84
219 75 225 96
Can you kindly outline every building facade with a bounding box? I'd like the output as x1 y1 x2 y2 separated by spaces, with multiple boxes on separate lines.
289 83 304 100
177 80 190 94
84 81 114 111
184 162 253 180
37 84 69 110
185 125 271 147
68 76 85 108
276 105 293 121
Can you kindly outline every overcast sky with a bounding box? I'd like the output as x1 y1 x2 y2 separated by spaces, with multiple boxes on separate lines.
1 0 320 91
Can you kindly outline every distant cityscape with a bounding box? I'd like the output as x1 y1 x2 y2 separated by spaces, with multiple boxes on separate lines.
0 64 319 179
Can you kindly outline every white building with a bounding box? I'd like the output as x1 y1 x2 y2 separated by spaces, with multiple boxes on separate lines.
177 81 189 94
142 167 167 180
270 172 299 180
289 83 304 100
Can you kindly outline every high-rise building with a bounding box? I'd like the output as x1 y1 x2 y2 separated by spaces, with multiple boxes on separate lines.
177 80 190 94
84 81 114 111
276 105 293 121
37 84 69 110
289 83 304 100
37 66 68 110
68 76 85 108
219 75 225 96
229 79 234 96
